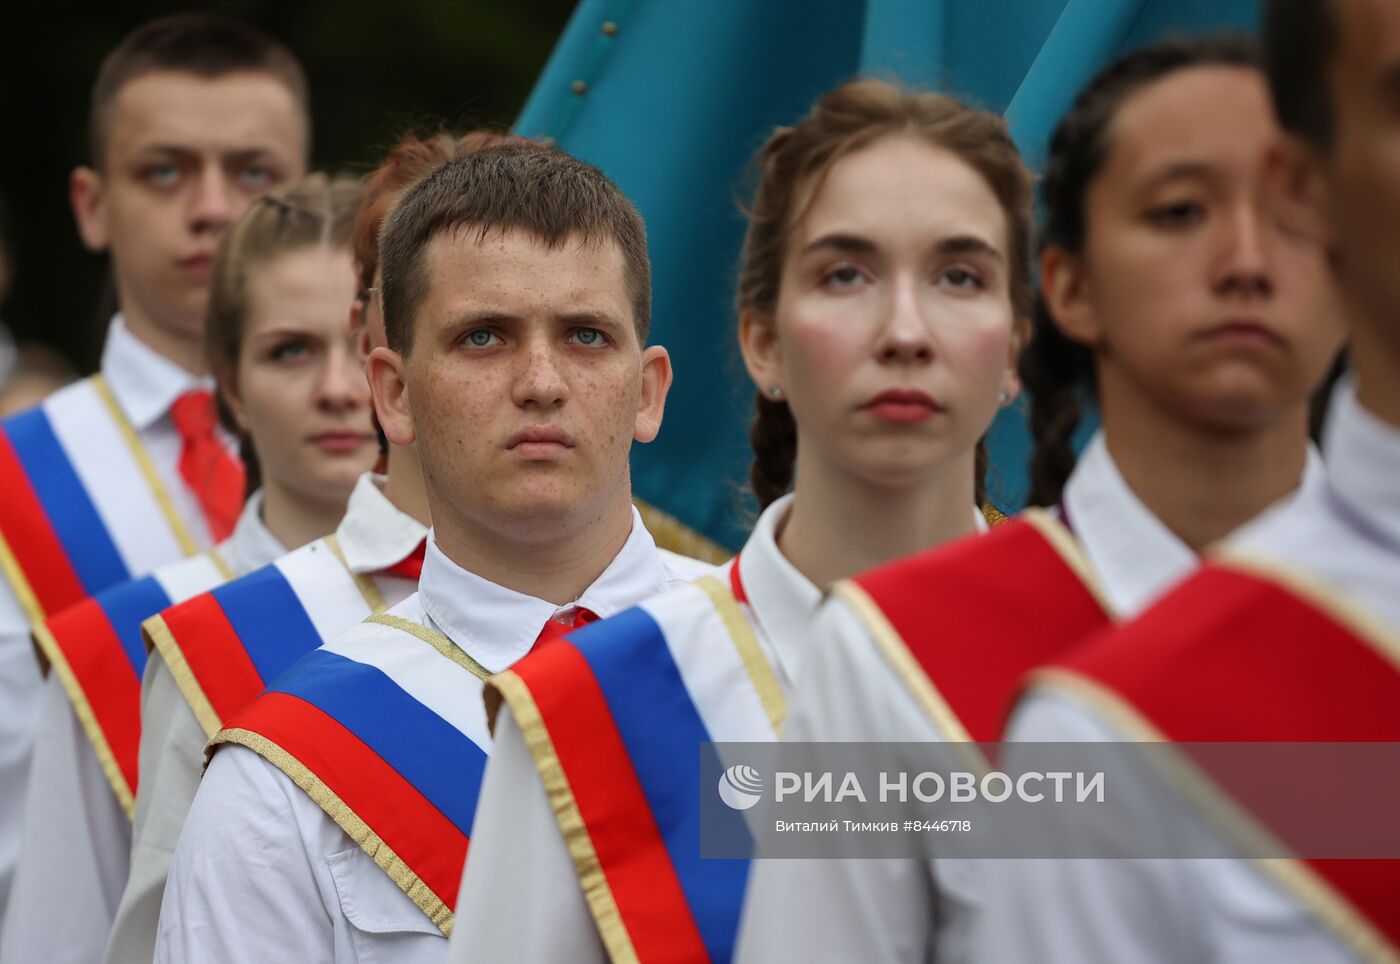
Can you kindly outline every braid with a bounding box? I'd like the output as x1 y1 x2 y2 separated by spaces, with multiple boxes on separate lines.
748 394 798 512
1022 296 1095 507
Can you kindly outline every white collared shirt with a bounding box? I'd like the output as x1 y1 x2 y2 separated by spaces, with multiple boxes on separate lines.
104 473 426 964
450 495 967 964
0 494 281 964
981 383 1389 964
154 507 704 964
0 315 224 948
737 435 1318 964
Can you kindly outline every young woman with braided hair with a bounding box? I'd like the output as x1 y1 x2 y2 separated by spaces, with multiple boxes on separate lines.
737 34 1345 964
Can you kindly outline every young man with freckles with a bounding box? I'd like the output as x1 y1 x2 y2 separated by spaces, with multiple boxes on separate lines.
153 145 710 964
0 14 307 960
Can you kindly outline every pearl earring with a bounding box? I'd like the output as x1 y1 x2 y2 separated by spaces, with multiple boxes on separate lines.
998 390 1011 404
768 386 784 400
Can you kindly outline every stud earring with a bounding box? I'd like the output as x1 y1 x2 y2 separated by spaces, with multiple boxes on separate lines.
998 390 1012 404
768 385 784 400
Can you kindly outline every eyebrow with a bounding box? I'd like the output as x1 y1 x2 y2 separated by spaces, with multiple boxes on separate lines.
1138 160 1218 190
801 231 1003 261
135 145 284 164
445 309 624 329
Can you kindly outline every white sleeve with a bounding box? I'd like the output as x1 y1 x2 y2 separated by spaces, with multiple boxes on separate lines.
0 673 130 964
154 746 339 964
104 652 206 964
736 597 952 964
0 587 41 934
450 708 605 964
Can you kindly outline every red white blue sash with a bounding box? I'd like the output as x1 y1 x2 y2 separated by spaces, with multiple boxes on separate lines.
0 376 203 624
32 550 233 815
832 507 1114 750
211 608 491 934
1032 554 1400 962
492 567 783 964
144 536 413 739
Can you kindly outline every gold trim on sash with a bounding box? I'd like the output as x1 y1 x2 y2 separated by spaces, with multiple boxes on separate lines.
1019 508 1118 619
325 534 388 613
31 621 136 819
693 574 787 735
490 671 641 964
210 726 455 935
206 547 234 582
1030 666 1400 964
144 613 224 738
832 580 990 775
91 375 198 556
0 529 44 625
365 613 489 681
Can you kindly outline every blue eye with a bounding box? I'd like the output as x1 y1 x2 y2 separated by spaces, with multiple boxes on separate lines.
570 328 608 347
269 340 312 362
466 329 500 348
143 163 181 187
239 166 275 188
822 264 866 289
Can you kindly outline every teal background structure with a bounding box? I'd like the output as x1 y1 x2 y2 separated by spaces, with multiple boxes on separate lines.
516 0 1259 551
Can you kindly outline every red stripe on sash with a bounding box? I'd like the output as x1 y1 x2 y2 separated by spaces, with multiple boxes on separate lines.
43 599 141 794
1051 563 1400 951
0 433 86 617
856 517 1111 742
161 593 264 725
514 640 711 963
223 691 468 908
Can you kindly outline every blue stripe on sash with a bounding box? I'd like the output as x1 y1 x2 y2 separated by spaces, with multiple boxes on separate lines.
3 407 128 594
267 648 487 834
567 606 747 962
94 576 171 677
210 564 323 683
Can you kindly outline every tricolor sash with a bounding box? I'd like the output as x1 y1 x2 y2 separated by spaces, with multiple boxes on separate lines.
211 608 491 934
32 550 233 816
0 376 203 625
833 508 1115 751
1032 555 1400 963
144 536 413 739
492 569 784 964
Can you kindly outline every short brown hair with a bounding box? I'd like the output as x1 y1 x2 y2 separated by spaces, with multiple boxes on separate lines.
90 13 310 170
206 173 363 490
378 146 650 353
351 129 536 293
739 77 1035 511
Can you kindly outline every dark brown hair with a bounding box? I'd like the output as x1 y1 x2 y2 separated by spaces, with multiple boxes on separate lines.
378 146 650 353
205 174 363 492
1023 34 1260 507
89 13 310 170
738 77 1035 511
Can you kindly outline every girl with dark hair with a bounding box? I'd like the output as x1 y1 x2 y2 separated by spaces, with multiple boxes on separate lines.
448 77 1033 963
737 34 1345 964
1 175 376 963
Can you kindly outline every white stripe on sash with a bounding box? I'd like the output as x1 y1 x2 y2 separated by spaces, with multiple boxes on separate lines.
322 613 491 748
642 583 780 744
277 540 377 639
45 381 188 573
153 552 231 601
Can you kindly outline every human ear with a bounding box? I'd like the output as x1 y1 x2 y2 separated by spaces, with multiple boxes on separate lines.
70 167 110 253
1040 246 1101 348
1266 135 1335 248
738 307 783 399
633 345 673 444
215 363 249 433
367 346 415 446
1000 317 1029 406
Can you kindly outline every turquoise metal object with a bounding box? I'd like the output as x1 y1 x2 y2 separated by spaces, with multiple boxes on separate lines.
517 0 1259 551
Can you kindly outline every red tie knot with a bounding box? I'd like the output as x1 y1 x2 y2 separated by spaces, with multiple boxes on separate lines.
171 390 219 442
532 606 600 650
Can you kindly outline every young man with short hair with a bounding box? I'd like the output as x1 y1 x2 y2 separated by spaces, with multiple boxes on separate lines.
155 145 707 963
0 13 308 960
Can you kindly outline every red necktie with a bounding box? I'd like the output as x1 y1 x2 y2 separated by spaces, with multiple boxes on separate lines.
170 390 245 542
380 539 427 581
533 607 600 650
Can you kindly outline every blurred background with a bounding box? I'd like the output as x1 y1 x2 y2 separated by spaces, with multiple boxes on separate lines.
0 0 1262 553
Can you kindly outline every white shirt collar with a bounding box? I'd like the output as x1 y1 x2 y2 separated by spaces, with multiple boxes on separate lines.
1323 377 1400 552
419 506 669 674
100 314 212 431
1063 432 1199 619
734 494 821 688
335 473 429 574
218 490 288 575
